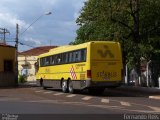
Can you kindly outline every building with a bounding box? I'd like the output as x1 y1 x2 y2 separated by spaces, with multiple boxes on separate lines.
0 43 16 87
18 46 57 81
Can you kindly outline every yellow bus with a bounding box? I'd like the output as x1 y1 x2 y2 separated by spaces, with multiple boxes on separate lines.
36 41 123 94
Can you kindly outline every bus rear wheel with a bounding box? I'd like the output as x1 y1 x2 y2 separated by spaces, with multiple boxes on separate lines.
68 80 74 93
62 80 68 93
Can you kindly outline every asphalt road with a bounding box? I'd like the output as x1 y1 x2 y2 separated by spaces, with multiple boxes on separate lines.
0 86 159 120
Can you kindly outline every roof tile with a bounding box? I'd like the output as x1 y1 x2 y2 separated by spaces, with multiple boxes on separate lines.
19 46 58 56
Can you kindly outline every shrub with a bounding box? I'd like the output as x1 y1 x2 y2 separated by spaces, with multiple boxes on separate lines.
18 75 26 83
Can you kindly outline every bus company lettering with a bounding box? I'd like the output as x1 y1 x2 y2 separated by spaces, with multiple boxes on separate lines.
75 64 85 69
76 64 85 67
97 71 117 79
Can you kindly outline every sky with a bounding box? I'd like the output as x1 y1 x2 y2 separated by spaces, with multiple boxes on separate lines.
0 0 86 52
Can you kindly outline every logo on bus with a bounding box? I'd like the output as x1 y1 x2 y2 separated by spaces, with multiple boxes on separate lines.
97 45 114 58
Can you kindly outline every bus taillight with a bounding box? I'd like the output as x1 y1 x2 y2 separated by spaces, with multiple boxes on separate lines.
87 70 92 79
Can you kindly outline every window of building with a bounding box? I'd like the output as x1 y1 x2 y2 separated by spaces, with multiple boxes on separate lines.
4 60 13 72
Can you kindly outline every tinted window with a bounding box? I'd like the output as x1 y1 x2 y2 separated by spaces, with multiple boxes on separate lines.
45 57 50 66
69 52 73 63
81 49 87 61
40 48 87 67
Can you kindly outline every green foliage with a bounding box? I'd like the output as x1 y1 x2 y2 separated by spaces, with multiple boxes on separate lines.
18 75 26 83
73 0 160 71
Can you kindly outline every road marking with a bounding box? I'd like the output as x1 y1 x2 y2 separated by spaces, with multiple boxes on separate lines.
43 91 53 94
63 102 89 105
148 106 160 112
28 100 63 104
88 105 155 113
82 96 92 101
54 93 64 96
120 101 131 106
101 99 110 103
66 94 76 98
35 90 43 93
89 105 124 109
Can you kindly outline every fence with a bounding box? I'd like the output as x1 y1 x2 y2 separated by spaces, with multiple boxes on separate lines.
125 61 160 88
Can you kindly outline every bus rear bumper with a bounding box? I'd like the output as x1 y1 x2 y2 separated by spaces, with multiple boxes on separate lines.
84 80 122 89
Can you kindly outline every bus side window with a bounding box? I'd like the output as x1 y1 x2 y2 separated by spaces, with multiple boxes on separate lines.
54 55 58 64
61 53 64 64
40 58 45 67
75 51 80 62
40 58 42 67
69 52 72 63
51 56 55 65
45 57 50 66
73 52 76 62
77 51 81 62
63 53 68 64
57 54 61 64
81 49 86 61
64 53 68 64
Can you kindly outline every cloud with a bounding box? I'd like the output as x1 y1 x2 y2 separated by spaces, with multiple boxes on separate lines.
0 0 57 29
0 0 86 51
72 0 87 20
22 37 42 47
0 13 28 29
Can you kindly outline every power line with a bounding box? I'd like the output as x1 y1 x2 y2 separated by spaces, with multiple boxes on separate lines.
0 28 10 43
20 12 52 36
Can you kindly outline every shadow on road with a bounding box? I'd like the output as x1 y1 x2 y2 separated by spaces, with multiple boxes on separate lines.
17 84 160 98
63 87 158 98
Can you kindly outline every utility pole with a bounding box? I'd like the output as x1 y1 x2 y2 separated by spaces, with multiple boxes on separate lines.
0 28 10 43
15 24 19 86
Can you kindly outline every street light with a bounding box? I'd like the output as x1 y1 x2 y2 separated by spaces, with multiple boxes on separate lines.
20 12 52 36
15 12 52 86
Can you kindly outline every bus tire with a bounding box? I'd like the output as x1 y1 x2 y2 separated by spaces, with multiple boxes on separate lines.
68 80 74 93
62 80 68 93
40 78 43 87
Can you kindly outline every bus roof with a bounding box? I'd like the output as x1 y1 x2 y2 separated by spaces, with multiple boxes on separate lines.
38 41 119 58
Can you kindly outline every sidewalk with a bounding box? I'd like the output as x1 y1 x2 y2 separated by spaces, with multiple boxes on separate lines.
118 85 160 100
119 85 160 93
18 81 38 87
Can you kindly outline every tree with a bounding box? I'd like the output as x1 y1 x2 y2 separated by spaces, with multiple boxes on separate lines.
73 0 160 76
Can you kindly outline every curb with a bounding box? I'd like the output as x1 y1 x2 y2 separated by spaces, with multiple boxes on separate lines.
19 81 39 87
149 96 160 100
119 86 160 93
